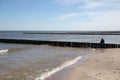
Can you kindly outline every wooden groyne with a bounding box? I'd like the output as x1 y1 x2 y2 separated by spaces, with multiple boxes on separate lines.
0 38 120 48
23 31 120 35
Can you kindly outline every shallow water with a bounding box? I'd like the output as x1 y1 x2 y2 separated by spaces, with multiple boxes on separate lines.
0 43 93 80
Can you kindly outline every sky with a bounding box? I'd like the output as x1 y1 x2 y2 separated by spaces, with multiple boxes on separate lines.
0 0 120 31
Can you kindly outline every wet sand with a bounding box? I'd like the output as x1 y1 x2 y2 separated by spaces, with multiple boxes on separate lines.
51 49 120 80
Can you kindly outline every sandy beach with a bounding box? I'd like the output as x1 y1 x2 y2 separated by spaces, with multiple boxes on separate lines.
68 48 120 80
50 48 120 80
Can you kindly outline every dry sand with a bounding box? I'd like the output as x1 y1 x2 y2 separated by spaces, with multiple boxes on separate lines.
68 49 120 80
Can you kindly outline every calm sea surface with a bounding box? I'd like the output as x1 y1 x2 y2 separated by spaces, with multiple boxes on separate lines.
0 31 120 44
0 31 120 80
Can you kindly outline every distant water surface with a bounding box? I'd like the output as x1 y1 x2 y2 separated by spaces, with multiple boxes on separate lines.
0 31 120 44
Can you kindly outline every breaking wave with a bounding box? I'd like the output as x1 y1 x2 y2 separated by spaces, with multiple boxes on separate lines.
35 56 82 80
0 49 8 55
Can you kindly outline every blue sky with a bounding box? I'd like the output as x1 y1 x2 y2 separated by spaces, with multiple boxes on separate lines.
0 0 120 31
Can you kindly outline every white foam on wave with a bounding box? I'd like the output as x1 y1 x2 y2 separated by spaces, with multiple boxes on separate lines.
0 49 8 55
35 56 82 80
92 48 96 51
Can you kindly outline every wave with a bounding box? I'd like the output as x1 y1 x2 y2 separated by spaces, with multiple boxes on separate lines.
0 46 32 55
0 49 8 55
35 56 82 80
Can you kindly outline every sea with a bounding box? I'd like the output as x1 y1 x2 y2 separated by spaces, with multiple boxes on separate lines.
0 31 120 80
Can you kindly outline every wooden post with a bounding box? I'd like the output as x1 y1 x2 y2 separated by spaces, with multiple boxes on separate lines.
71 42 72 47
58 42 59 46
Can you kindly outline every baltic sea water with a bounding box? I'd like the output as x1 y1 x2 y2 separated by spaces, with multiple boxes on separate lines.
0 31 120 80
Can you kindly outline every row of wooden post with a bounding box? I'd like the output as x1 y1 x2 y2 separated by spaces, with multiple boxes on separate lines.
0 39 120 48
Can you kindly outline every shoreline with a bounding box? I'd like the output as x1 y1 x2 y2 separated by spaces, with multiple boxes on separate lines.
46 48 97 80
35 56 84 80
50 48 120 80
